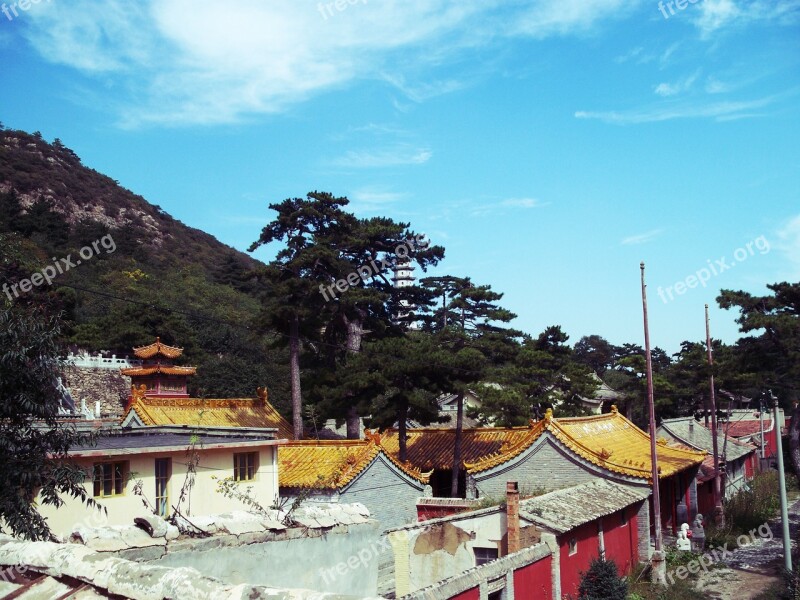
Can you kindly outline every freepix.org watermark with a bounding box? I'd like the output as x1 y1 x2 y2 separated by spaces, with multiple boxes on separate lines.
666 522 773 584
2 234 116 302
319 234 428 302
317 0 367 21
657 0 703 20
657 235 769 304
319 534 392 586
2 0 52 23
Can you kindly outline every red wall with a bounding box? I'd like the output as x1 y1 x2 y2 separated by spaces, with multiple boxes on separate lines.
601 507 638 575
513 554 553 600
558 520 598 597
558 508 640 598
697 480 715 517
449 589 480 600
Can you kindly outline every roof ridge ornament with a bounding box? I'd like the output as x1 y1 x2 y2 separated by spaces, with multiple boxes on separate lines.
544 408 553 422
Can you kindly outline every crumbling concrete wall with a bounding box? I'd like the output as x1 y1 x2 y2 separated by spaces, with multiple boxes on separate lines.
0 534 379 600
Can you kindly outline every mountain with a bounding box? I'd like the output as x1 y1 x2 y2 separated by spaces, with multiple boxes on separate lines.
0 126 291 412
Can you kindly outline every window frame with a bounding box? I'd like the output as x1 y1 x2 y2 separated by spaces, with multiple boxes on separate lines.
568 537 578 556
473 546 499 566
233 451 258 482
92 460 128 498
154 457 171 518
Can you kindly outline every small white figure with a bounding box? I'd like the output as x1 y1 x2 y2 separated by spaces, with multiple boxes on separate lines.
676 523 692 551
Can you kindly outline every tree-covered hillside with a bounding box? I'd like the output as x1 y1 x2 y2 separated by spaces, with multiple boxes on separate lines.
0 126 290 412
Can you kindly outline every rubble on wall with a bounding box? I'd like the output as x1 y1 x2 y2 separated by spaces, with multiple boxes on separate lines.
0 533 384 600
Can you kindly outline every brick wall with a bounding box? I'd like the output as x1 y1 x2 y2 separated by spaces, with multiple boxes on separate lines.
342 455 427 531
472 438 611 500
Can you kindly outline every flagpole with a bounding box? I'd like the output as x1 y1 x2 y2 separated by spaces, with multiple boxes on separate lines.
641 262 665 585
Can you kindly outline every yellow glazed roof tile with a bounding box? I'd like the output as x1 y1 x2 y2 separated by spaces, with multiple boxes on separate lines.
377 426 533 471
279 439 430 489
131 337 184 359
379 408 706 482
125 395 294 440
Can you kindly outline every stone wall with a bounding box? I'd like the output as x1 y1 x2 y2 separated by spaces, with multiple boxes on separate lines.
63 364 130 419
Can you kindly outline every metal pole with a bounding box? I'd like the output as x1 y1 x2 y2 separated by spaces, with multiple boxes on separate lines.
641 263 665 585
705 305 724 526
772 391 792 572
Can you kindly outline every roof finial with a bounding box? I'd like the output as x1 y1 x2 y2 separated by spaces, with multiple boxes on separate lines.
544 408 553 422
611 404 618 414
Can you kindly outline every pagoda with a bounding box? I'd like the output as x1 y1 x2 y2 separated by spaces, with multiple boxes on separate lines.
120 337 196 398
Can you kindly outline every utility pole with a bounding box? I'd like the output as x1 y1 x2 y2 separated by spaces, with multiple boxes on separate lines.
759 400 766 460
641 263 665 585
772 390 792 572
705 304 724 527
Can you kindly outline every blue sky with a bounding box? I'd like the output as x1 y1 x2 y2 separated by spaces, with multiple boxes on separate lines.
1 0 798 353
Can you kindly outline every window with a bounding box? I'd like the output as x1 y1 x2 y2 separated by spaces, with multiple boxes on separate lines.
621 509 628 526
473 547 499 566
234 452 257 481
568 537 578 555
93 461 127 498
155 458 171 517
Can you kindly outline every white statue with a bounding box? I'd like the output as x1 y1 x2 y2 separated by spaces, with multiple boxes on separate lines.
676 523 692 551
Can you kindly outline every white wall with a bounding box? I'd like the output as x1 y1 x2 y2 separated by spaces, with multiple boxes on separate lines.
40 446 277 538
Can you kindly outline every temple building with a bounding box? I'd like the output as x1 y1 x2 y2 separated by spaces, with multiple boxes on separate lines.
119 337 196 397
119 338 294 440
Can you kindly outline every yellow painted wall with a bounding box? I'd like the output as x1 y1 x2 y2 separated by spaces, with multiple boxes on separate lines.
39 446 278 538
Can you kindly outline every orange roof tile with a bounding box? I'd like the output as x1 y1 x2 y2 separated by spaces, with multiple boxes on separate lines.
377 426 533 471
279 439 430 489
466 408 706 481
132 337 184 360
124 396 294 439
120 365 197 376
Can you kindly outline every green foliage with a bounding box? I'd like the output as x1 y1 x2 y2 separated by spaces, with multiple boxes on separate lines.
0 303 103 540
0 128 289 407
706 471 780 548
578 558 628 600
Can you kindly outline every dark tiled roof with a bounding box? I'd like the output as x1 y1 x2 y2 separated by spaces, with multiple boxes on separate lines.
519 480 650 534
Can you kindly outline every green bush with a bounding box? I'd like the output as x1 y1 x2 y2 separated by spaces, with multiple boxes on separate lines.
579 559 628 600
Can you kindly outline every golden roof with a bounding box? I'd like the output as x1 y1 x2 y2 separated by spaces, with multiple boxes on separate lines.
132 337 184 360
124 395 294 440
279 439 430 489
120 365 197 377
377 425 534 471
465 407 707 481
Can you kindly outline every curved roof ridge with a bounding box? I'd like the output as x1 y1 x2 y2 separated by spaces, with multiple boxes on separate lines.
464 420 546 473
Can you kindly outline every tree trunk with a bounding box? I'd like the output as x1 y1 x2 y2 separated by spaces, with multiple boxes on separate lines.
289 315 302 440
789 405 800 485
344 313 364 439
451 393 464 498
398 401 408 463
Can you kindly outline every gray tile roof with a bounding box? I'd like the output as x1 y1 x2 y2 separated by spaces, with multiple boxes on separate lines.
658 417 753 462
518 480 650 534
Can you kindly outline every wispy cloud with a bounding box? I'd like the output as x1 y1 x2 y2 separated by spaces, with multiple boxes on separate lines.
331 146 433 168
347 188 407 215
575 94 781 124
501 198 548 209
654 69 701 97
20 0 648 128
693 0 800 36
621 229 663 245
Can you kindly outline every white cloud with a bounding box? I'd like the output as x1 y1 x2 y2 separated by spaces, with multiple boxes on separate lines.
331 147 432 168
20 0 646 127
621 229 663 245
694 0 800 36
575 94 779 124
654 69 701 97
501 198 548 209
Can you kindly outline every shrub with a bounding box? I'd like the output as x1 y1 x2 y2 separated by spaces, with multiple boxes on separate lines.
579 559 628 600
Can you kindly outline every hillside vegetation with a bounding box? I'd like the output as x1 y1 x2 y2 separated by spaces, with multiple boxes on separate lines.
0 126 291 412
